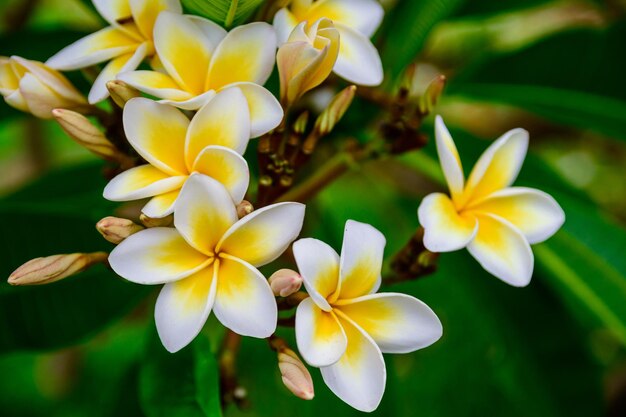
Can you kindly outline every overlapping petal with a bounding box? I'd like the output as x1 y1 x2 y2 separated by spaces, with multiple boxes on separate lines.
207 22 277 89
142 190 181 218
293 238 340 311
464 128 529 204
155 264 217 352
117 70 192 101
306 0 384 37
218 202 305 267
174 174 238 255
93 0 132 27
123 98 188 175
89 43 148 104
333 23 383 86
338 220 385 300
109 228 210 285
103 165 186 201
418 193 478 252
434 116 464 203
192 147 250 204
296 298 347 367
273 8 299 44
225 82 283 138
213 255 277 338
320 314 385 412
185 87 250 165
130 0 183 40
467 214 534 287
336 293 443 353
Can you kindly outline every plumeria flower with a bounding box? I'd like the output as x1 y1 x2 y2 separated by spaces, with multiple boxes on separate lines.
277 18 340 106
109 174 306 352
0 56 86 119
103 88 251 218
293 220 442 412
47 0 182 104
117 12 282 138
418 116 565 286
274 0 384 86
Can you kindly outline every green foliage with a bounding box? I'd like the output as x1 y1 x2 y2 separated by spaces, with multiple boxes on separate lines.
140 327 222 417
182 0 265 28
380 0 466 84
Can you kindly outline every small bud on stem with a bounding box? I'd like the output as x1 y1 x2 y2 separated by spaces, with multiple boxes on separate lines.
139 214 173 228
106 80 140 109
270 337 314 401
236 200 254 218
269 269 303 297
8 252 108 286
96 216 144 244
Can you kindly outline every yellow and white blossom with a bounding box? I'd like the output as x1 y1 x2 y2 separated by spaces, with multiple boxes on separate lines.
274 0 384 86
0 56 86 119
109 174 306 352
293 220 442 412
46 0 182 104
117 12 282 138
277 18 339 106
418 116 565 286
103 88 252 218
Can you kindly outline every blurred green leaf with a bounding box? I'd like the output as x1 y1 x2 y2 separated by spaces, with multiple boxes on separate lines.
381 0 466 84
182 0 265 28
140 329 222 417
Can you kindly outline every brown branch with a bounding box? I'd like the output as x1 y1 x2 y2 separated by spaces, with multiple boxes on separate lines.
218 330 248 409
387 227 439 284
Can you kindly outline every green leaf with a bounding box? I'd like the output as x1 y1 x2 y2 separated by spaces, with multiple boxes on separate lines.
182 0 265 28
380 0 466 84
140 327 222 417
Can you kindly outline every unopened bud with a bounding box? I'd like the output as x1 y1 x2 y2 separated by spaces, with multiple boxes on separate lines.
419 75 446 115
8 252 108 286
278 348 314 400
314 85 356 136
236 200 254 219
96 216 144 244
140 213 173 228
293 111 309 135
107 80 140 108
52 109 132 166
269 269 303 297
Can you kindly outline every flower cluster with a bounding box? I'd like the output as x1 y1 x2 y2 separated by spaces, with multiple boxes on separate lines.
3 0 565 413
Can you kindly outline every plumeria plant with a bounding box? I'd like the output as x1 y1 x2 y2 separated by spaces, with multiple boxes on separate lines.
14 0 626 415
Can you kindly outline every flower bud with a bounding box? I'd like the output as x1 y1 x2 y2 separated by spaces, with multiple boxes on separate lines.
314 85 356 136
106 80 140 109
277 18 339 106
278 347 314 400
140 213 173 228
96 216 144 244
0 56 86 119
269 269 303 297
236 200 254 219
419 75 446 115
8 252 108 286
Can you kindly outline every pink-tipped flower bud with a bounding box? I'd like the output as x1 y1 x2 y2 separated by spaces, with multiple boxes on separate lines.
269 269 303 297
278 348 314 400
8 252 108 286
96 216 144 244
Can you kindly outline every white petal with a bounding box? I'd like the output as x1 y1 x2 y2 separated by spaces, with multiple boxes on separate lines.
142 190 180 218
174 174 238 255
222 82 283 138
273 8 299 44
467 214 534 287
130 0 183 39
292 238 340 311
213 255 277 338
295 297 347 367
333 23 383 86
467 187 565 244
117 70 192 101
155 263 217 353
337 220 385 300
434 115 464 202
192 146 250 204
88 42 148 104
418 192 478 252
335 293 442 353
158 89 217 110
218 202 305 267
109 227 210 285
103 165 186 201
93 0 132 27
307 0 384 37
320 313 385 412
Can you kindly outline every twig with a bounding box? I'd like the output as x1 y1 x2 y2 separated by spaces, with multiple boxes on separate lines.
219 330 248 409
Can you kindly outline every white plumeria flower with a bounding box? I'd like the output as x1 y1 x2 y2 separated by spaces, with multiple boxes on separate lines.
0 56 86 119
418 116 565 287
46 0 182 104
109 174 306 352
293 220 442 412
103 88 251 218
274 0 384 86
117 12 282 138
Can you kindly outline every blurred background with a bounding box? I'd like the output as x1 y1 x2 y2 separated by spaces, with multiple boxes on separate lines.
1 0 625 416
